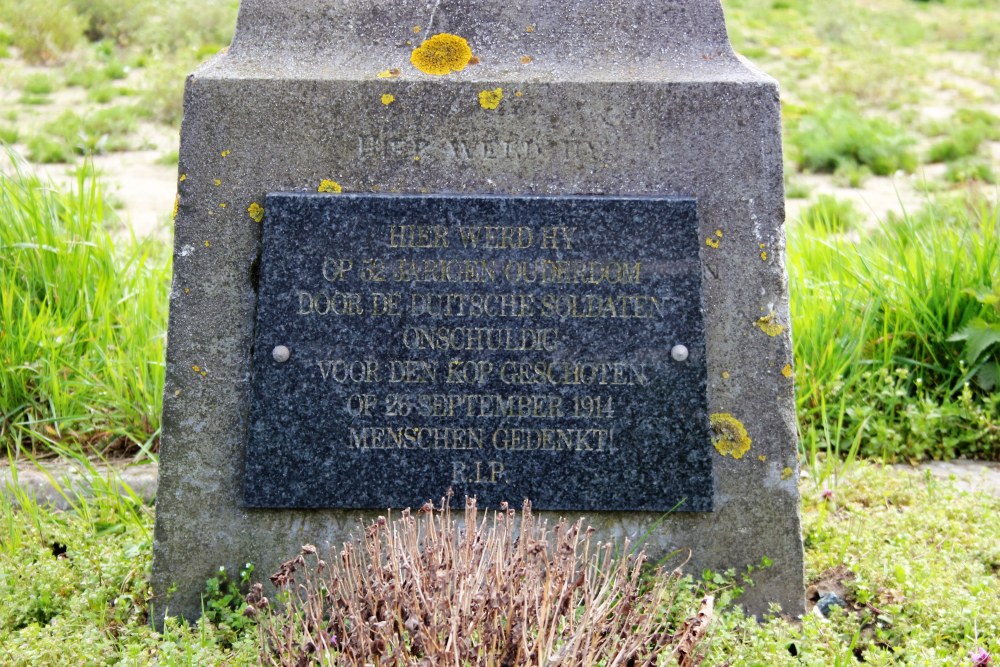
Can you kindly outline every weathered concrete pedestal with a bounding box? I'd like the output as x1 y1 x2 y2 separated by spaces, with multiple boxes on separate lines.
153 0 804 623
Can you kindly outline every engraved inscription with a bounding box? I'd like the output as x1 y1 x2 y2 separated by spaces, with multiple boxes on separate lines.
357 136 598 163
246 194 712 511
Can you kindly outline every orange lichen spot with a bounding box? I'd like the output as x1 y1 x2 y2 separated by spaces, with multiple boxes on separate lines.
781 467 794 480
248 202 264 223
721 371 731 380
381 93 396 106
377 68 401 78
179 174 187 182
318 179 343 194
213 179 222 186
221 149 232 158
756 314 785 337
710 413 752 460
468 55 480 65
520 55 534 64
781 364 794 378
478 87 503 110
706 237 720 249
410 33 473 76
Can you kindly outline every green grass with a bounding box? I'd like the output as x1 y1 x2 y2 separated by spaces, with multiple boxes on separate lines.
19 73 57 104
799 195 863 234
25 105 141 163
945 159 997 186
927 109 1000 164
790 195 1000 462
789 98 918 178
1 0 239 126
0 154 169 458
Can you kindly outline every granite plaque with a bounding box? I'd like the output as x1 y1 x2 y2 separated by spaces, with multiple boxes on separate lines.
245 194 712 511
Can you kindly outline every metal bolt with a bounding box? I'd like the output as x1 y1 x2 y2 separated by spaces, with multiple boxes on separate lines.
671 345 689 362
272 345 290 363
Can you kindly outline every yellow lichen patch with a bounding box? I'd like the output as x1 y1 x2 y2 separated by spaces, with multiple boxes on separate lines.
515 90 524 98
781 467 794 480
721 371 731 380
179 174 187 182
172 194 179 219
318 179 343 194
710 413 752 460
219 202 227 209
756 314 786 337
760 251 768 261
381 93 395 106
248 202 265 223
413 156 421 161
781 364 794 378
410 33 473 76
192 365 201 373
377 68 401 78
221 149 232 158
520 55 533 64
706 237 720 249
213 179 222 186
715 230 723 238
183 287 190 294
525 24 536 33
412 26 421 34
203 240 211 247
478 87 503 110
758 455 767 462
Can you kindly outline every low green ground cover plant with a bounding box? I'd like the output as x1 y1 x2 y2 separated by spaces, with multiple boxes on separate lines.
0 154 169 457
2 458 997 665
0 453 260 664
703 464 1000 665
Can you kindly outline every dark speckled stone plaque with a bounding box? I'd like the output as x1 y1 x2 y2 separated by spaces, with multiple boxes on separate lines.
245 194 711 511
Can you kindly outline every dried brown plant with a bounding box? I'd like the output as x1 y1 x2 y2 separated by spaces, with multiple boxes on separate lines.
249 497 713 666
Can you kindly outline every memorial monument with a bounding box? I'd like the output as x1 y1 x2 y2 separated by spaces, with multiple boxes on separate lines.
153 0 805 623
